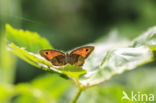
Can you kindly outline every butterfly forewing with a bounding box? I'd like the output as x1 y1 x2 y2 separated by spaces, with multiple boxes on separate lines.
70 46 94 58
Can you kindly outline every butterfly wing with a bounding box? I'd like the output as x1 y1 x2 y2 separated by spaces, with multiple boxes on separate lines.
68 54 85 66
39 49 66 66
69 46 94 66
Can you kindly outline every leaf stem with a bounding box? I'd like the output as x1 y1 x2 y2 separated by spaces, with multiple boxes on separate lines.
70 88 82 103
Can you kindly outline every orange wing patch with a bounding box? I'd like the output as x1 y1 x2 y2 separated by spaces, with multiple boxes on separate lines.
70 46 94 58
39 49 65 61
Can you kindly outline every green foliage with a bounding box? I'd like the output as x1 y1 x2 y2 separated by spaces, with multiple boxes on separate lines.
58 64 86 80
131 26 156 48
78 85 125 103
6 24 156 87
0 74 71 103
6 24 53 53
5 24 156 103
80 46 153 87
9 43 52 71
6 24 86 81
78 67 156 103
1 0 156 102
79 27 156 87
31 74 71 99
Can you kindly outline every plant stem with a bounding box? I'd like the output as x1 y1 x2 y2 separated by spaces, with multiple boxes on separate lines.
70 88 82 103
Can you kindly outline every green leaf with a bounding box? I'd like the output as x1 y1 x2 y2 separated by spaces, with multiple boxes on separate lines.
9 43 52 72
79 27 156 87
9 43 86 79
79 46 153 87
78 67 156 103
6 24 86 81
6 24 156 88
131 26 156 49
58 64 86 80
6 24 53 53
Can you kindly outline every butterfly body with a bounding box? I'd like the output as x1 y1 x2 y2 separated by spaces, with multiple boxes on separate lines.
39 46 94 66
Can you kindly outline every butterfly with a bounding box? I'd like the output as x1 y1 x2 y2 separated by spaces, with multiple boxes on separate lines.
39 46 94 66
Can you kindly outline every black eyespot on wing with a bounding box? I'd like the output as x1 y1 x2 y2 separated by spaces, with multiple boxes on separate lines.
45 52 48 55
86 49 88 52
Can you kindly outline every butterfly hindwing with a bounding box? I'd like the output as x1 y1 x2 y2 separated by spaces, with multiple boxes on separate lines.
68 54 84 66
51 55 66 66
39 49 66 66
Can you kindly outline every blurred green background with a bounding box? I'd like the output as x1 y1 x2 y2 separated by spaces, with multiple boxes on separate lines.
0 0 156 103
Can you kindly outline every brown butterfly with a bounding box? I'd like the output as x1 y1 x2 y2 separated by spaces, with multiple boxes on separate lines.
39 46 94 66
